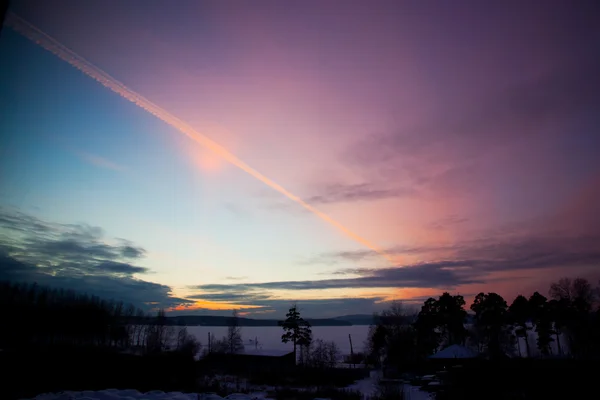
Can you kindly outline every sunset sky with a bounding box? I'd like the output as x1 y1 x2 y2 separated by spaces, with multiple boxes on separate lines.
1 0 599 317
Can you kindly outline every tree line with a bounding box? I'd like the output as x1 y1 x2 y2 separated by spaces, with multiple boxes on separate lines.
366 277 600 366
0 281 199 357
0 281 331 365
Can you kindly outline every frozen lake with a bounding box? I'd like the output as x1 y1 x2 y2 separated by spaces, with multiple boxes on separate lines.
186 325 370 355
184 323 568 358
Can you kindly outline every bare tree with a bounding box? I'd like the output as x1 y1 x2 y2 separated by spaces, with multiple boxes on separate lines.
549 277 596 309
175 327 201 357
123 304 136 348
133 308 146 347
369 301 418 365
466 324 485 354
211 335 230 354
326 340 340 368
145 309 174 353
307 339 339 369
299 340 312 366
548 277 599 357
226 309 244 354
549 278 574 302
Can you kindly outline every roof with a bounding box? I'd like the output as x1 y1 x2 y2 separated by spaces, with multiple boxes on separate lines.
236 349 293 357
428 344 478 359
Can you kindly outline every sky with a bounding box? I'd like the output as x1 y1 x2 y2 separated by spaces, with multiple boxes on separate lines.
1 0 600 318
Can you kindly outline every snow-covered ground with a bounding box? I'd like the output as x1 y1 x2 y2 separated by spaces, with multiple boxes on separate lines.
28 384 433 400
26 371 435 400
345 370 380 398
28 389 273 400
345 371 432 400
403 385 433 400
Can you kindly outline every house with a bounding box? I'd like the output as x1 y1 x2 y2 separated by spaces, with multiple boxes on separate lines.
428 344 480 371
200 349 296 373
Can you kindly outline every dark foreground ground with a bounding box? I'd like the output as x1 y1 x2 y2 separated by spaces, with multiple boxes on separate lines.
1 347 368 400
4 348 598 400
1 347 198 400
433 358 598 400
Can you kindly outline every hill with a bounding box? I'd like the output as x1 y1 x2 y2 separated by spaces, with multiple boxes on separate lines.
155 315 352 327
333 314 377 325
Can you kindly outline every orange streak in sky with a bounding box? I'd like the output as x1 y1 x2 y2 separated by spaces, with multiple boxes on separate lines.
168 300 264 312
6 12 393 264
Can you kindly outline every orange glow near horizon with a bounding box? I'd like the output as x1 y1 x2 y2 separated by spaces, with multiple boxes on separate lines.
238 309 276 316
168 300 264 312
375 287 444 303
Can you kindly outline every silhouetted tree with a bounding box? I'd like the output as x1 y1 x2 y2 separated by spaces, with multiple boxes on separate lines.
365 322 388 367
279 304 312 361
548 277 599 357
414 298 441 357
414 293 467 356
547 298 569 355
366 301 418 366
123 303 136 348
0 281 135 350
209 335 229 354
528 292 553 356
466 323 486 354
326 340 340 368
470 292 509 358
549 277 596 309
175 326 201 358
306 339 340 369
0 280 205 363
145 309 174 353
508 295 532 357
437 293 468 345
226 309 244 354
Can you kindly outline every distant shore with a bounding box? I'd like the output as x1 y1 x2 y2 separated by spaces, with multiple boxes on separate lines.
152 314 377 327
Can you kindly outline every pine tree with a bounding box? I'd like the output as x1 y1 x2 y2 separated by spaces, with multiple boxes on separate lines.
279 304 312 361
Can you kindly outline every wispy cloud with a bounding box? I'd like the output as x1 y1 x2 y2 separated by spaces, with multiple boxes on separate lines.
187 234 600 295
222 202 250 218
190 261 484 293
76 151 127 172
306 182 415 205
187 195 600 301
318 244 455 263
342 52 600 191
426 215 469 230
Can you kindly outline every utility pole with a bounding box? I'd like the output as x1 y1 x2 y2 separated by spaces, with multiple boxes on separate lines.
348 334 355 368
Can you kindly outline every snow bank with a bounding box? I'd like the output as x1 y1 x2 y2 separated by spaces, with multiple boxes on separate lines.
403 385 433 400
345 370 379 398
27 390 275 400
30 384 432 400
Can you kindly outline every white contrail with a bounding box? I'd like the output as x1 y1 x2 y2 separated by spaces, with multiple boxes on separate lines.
6 12 393 263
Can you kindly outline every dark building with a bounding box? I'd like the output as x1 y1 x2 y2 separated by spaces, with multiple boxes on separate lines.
200 349 295 374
